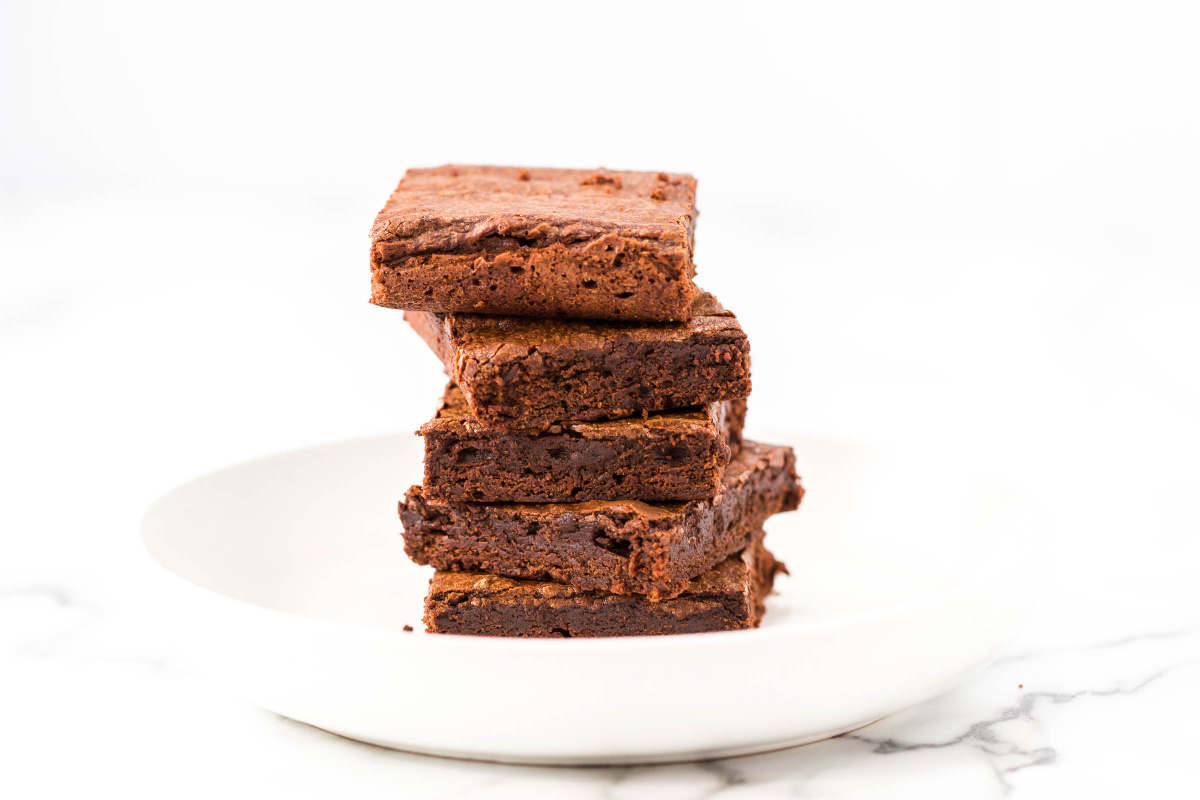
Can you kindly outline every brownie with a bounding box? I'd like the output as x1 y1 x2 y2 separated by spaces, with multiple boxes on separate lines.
404 292 751 433
423 537 784 637
370 165 700 322
420 384 747 503
400 441 802 600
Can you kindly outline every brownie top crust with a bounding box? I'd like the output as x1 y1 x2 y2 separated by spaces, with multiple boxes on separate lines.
370 165 697 260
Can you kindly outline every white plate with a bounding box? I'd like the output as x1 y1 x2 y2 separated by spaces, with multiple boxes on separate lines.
142 432 1035 765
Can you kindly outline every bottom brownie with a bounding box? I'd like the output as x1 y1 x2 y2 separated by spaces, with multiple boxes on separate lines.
423 535 784 637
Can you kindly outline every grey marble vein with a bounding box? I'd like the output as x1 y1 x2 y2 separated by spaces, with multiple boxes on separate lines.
844 661 1196 794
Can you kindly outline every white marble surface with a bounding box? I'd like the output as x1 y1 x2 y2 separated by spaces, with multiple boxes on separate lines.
3 191 1199 798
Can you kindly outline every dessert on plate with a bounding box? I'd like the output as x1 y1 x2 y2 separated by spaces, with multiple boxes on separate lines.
370 164 803 636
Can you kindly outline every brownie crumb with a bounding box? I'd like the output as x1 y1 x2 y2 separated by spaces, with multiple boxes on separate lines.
581 172 623 189
402 624 414 632
650 186 667 201
517 169 530 181
656 172 669 181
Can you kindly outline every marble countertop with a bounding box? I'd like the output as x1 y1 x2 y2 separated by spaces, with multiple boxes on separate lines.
3 191 1197 798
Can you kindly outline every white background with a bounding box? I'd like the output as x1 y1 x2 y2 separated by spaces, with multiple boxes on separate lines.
3 1 1198 797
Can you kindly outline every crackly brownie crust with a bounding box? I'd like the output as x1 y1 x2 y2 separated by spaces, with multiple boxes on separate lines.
423 537 785 637
405 292 751 433
400 441 802 600
420 384 747 503
370 165 699 322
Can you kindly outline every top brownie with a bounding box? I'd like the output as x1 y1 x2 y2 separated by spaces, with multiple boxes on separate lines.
369 165 700 322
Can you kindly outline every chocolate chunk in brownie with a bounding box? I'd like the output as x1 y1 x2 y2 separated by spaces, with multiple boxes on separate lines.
420 384 746 503
423 536 785 637
370 165 699 322
405 292 751 433
400 441 802 600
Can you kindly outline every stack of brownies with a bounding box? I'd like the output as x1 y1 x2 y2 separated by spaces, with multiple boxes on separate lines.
369 165 803 637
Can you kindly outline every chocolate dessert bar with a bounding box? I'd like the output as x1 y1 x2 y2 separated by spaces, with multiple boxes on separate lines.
420 384 747 503
405 292 751 433
370 165 699 322
400 441 801 600
423 537 784 637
